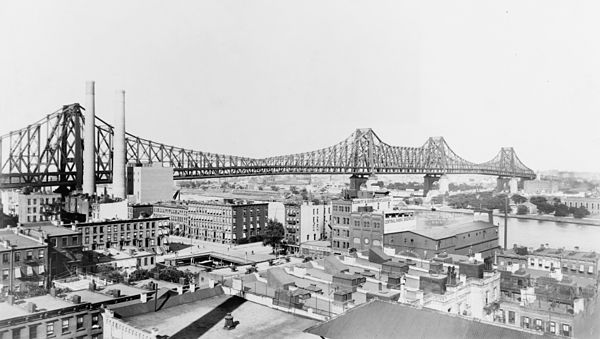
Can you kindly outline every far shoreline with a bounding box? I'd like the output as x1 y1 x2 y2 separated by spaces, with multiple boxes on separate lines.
493 213 600 226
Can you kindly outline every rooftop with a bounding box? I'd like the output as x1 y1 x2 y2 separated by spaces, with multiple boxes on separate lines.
21 223 80 236
394 220 496 240
305 300 551 339
0 228 46 250
122 294 317 339
0 295 74 321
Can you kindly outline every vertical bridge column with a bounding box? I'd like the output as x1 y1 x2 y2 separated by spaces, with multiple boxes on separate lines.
496 177 519 194
423 174 440 197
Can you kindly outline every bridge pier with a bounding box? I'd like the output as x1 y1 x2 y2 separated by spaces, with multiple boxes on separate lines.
496 177 519 194
349 174 368 191
423 174 450 196
423 174 439 197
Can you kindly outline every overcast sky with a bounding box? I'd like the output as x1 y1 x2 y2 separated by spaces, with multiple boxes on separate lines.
1 1 599 172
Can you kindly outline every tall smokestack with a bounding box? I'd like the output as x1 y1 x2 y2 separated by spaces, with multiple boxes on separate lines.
113 90 126 199
83 81 96 195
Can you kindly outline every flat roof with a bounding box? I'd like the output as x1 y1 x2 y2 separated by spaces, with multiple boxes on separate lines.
124 295 317 338
392 221 496 240
63 289 115 304
0 295 74 321
22 223 80 236
0 229 46 250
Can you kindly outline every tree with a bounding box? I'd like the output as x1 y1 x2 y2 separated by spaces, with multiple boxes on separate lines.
262 219 285 254
554 203 570 217
517 205 529 215
573 206 590 219
530 196 547 207
538 202 555 214
511 194 527 205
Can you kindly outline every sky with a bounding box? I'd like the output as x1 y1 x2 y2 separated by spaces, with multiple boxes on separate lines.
1 1 599 172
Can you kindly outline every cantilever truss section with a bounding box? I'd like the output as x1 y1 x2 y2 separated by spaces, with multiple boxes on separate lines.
0 105 536 189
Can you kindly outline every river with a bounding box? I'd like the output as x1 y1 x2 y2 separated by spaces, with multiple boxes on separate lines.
496 217 600 253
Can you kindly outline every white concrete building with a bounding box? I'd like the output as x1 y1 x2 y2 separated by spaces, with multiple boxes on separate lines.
129 165 174 204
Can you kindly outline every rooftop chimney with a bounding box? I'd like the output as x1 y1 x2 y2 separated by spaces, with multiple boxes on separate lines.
26 302 37 313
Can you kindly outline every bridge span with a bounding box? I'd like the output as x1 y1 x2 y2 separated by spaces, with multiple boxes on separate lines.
0 90 535 194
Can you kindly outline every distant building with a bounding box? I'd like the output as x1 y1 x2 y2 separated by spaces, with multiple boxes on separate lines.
283 202 332 251
91 199 128 221
69 216 169 251
0 228 48 294
18 191 62 224
155 199 268 244
331 196 393 254
127 165 174 204
349 208 414 252
22 223 91 281
128 203 154 219
497 245 599 280
383 219 499 259
524 180 558 195
562 196 600 215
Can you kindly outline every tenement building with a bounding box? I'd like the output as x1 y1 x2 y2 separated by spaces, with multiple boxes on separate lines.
69 216 170 251
185 200 268 244
18 190 62 224
331 196 394 254
561 196 600 215
283 202 331 251
0 228 48 295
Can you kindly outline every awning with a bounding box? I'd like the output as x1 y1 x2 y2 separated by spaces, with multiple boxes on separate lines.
14 268 22 278
38 265 45 274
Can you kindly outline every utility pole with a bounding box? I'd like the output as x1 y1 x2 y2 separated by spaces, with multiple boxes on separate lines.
504 194 508 250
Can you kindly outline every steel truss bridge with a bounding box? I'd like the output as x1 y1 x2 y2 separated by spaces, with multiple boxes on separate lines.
0 104 535 190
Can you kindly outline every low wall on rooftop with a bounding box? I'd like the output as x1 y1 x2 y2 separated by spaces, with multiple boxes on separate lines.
111 286 224 318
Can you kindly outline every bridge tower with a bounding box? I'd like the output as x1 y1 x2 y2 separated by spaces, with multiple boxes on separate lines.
423 174 440 197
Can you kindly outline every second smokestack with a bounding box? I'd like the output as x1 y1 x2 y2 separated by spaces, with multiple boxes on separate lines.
113 90 126 199
83 81 96 195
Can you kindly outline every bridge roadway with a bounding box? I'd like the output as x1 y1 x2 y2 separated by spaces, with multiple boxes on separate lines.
0 103 535 192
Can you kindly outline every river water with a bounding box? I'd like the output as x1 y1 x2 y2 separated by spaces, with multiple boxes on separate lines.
496 217 600 252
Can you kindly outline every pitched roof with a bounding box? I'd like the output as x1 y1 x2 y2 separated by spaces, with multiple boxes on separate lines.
305 300 551 339
399 221 496 240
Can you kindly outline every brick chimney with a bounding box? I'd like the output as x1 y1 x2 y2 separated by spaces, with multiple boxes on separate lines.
26 302 37 313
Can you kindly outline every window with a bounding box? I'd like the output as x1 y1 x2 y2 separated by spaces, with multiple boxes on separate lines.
522 316 530 329
76 316 84 329
549 321 556 333
26 250 33 260
91 314 100 327
38 249 44 259
51 238 57 247
29 325 38 338
562 324 571 336
46 323 54 336
508 311 515 324
61 318 69 333
2 269 8 280
14 251 21 262
72 236 78 245
2 253 8 263
534 319 542 330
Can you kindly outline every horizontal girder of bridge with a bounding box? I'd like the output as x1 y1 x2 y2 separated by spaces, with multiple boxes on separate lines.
0 104 536 189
